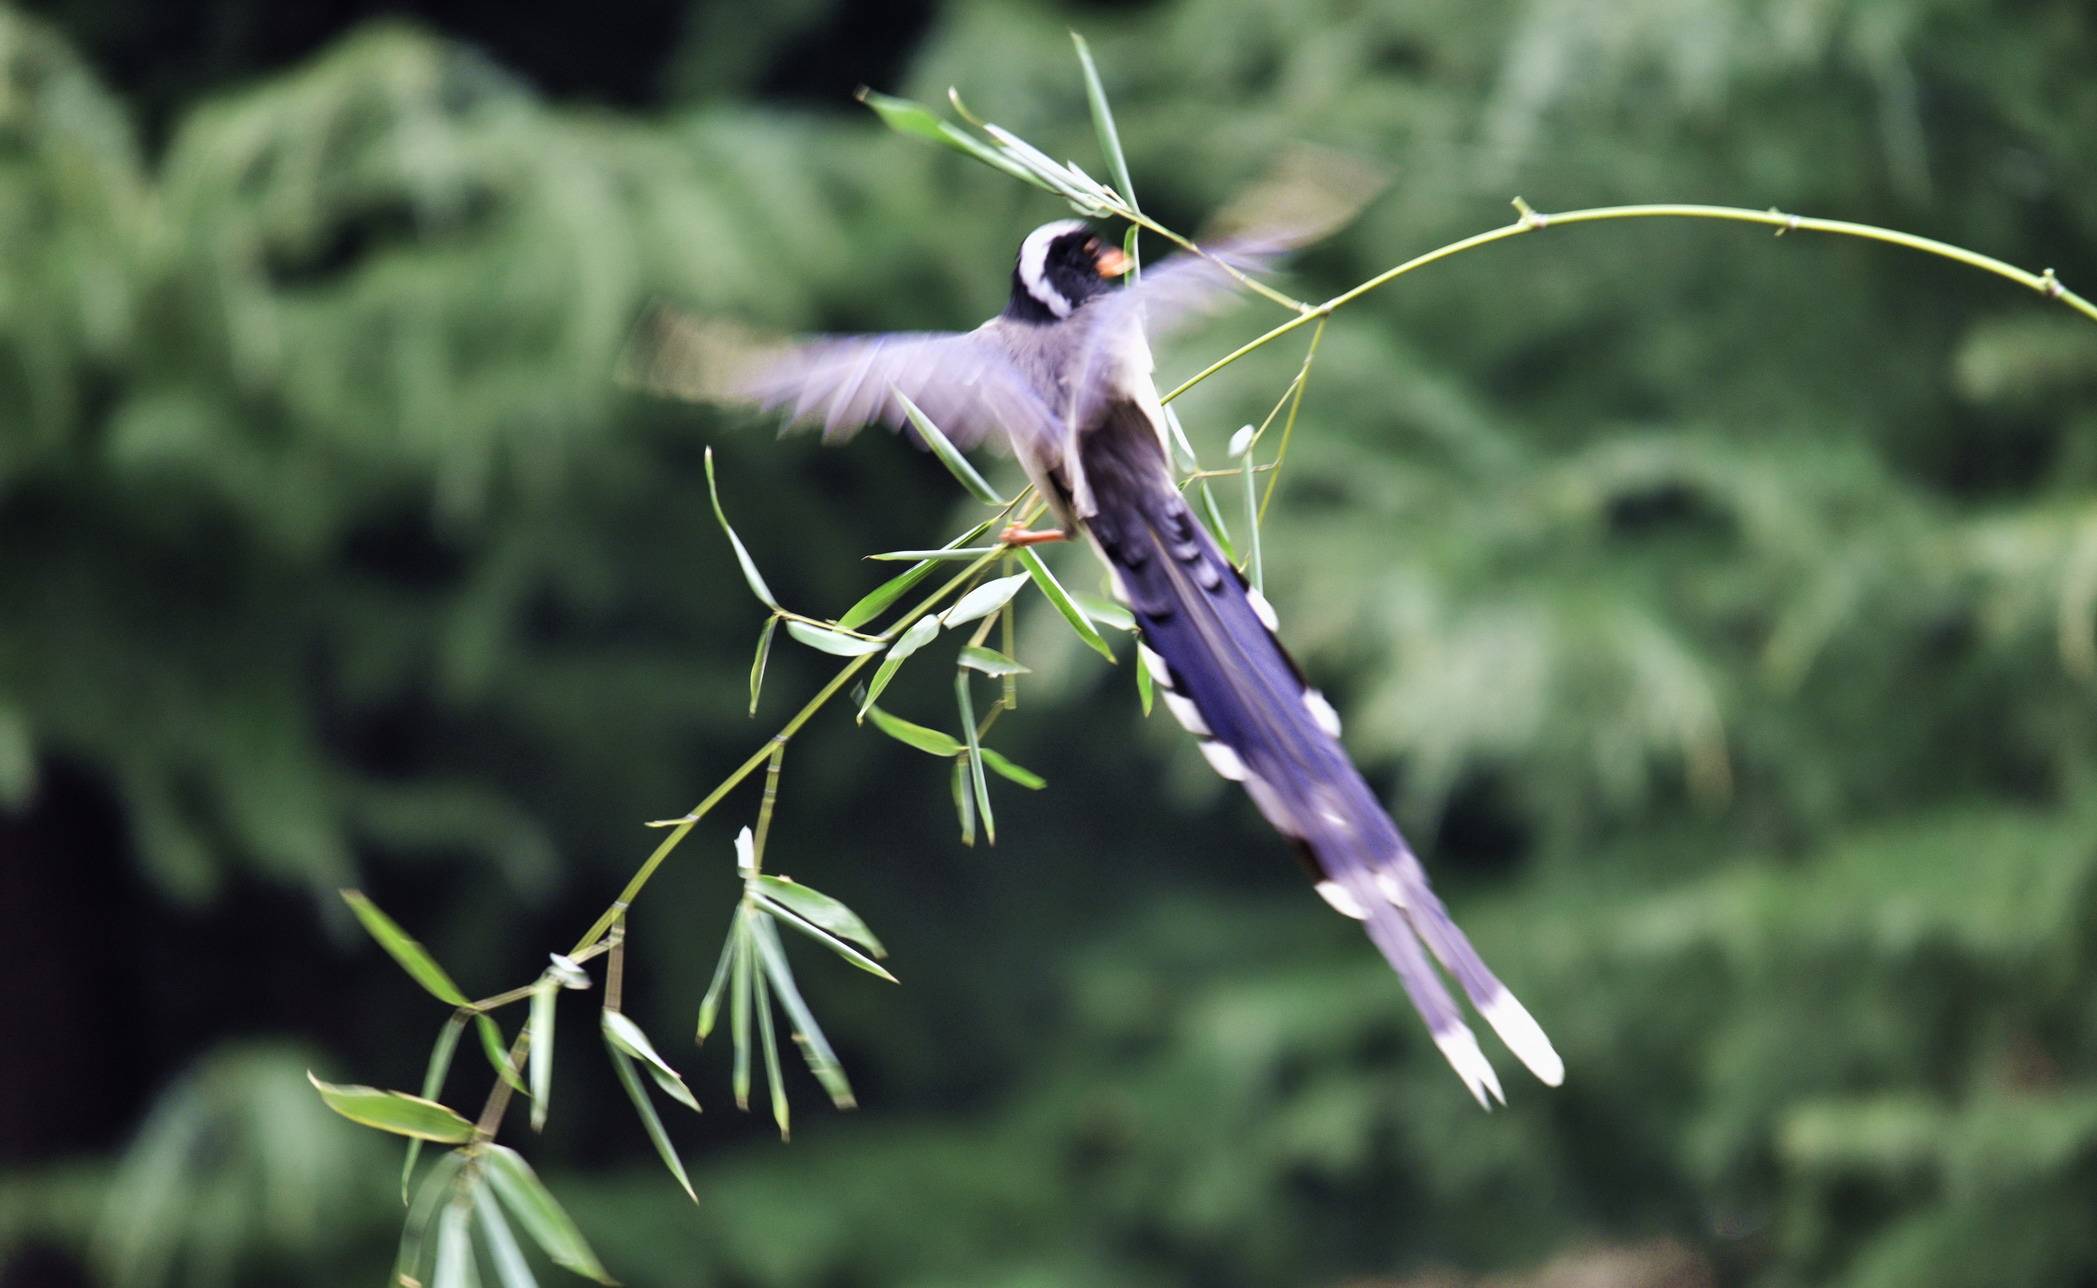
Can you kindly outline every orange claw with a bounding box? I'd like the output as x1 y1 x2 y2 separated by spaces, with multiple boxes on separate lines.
999 524 1067 547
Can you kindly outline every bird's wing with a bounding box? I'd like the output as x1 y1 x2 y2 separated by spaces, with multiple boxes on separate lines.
1077 397 1563 1107
620 304 1060 453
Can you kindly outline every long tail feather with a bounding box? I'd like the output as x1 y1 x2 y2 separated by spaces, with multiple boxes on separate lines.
1078 401 1561 1104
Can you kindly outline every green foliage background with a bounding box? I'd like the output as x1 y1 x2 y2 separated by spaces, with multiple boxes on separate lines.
2 0 2094 1284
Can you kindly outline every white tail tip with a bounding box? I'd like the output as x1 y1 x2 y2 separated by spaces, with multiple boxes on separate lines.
1434 1024 1505 1110
1480 988 1564 1087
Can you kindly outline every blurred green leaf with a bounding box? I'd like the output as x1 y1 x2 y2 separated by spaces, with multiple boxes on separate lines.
980 747 1046 790
704 447 781 611
404 1014 469 1200
749 915 856 1109
1071 31 1137 210
858 613 943 720
340 890 470 1008
864 703 966 757
941 572 1030 628
892 388 1005 505
757 898 898 982
754 965 790 1140
958 645 1030 676
785 621 885 657
601 1011 700 1113
482 1144 616 1280
527 979 556 1133
855 87 1043 189
1017 548 1115 661
306 1072 474 1143
475 1014 528 1096
473 1184 540 1288
748 616 778 716
695 910 743 1043
603 1043 698 1205
955 673 994 845
432 1196 479 1288
752 875 887 956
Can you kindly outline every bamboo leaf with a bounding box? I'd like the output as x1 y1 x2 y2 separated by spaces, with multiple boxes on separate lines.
475 1014 528 1096
1135 637 1155 715
855 88 1046 188
858 613 942 721
695 910 742 1043
431 1194 479 1288
1197 480 1237 563
958 645 1030 676
604 1044 698 1204
752 876 887 955
1072 592 1135 633
528 980 557 1133
864 703 966 757
474 1183 540 1288
482 1143 620 1279
756 898 899 982
1071 31 1138 210
731 928 753 1111
1016 548 1115 661
395 1148 467 1287
703 448 781 611
340 890 469 1007
941 572 1030 628
749 916 856 1109
865 546 1001 562
754 965 789 1140
980 747 1046 790
601 1011 699 1113
784 621 885 657
403 1013 468 1199
748 616 778 715
892 388 1004 504
956 673 995 845
951 755 975 846
1241 447 1263 591
307 1072 474 1143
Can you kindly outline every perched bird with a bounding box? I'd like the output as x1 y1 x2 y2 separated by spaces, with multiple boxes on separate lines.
626 217 1563 1106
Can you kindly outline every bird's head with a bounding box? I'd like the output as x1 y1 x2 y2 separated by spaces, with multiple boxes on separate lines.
1006 220 1131 324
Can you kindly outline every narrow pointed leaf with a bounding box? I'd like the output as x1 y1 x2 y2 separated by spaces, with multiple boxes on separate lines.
731 930 753 1111
941 572 1030 628
958 645 1030 676
703 449 780 611
865 546 1000 562
785 621 885 657
528 980 557 1133
341 890 469 1007
951 755 975 846
1071 31 1138 210
602 1011 699 1113
1016 548 1115 660
404 1013 469 1199
1196 480 1237 563
474 1184 540 1288
752 876 886 955
956 674 995 845
395 1148 467 1287
748 616 778 715
858 614 942 721
839 521 995 627
1136 642 1155 715
431 1195 479 1288
1241 450 1264 590
980 747 1046 790
307 1072 473 1143
696 911 742 1042
757 898 899 982
864 703 965 757
482 1144 619 1280
1072 592 1135 633
604 1045 698 1204
476 1014 528 1096
855 88 1045 188
754 967 789 1140
749 917 856 1108
892 388 1004 504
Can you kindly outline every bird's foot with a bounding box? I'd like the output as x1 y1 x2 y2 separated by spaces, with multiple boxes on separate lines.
999 525 1067 547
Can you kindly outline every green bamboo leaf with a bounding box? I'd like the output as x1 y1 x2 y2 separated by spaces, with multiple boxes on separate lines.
604 1044 698 1204
431 1194 479 1288
403 1013 468 1200
754 966 789 1140
942 572 1030 628
395 1148 467 1287
951 755 975 846
784 620 885 656
482 1143 619 1280
865 546 1000 562
892 388 1005 504
1241 449 1264 591
703 448 780 611
528 980 556 1133
752 876 887 955
601 1011 699 1113
474 1183 540 1288
748 615 778 715
980 747 1046 790
958 645 1030 676
854 88 1046 189
1071 31 1138 210
307 1072 474 1143
756 898 899 982
340 890 469 1007
858 613 942 721
476 1014 528 1096
749 917 856 1109
695 910 742 1043
1071 592 1135 633
956 674 995 845
731 928 753 1111
864 703 966 757
1135 638 1156 715
1016 548 1115 661
1196 480 1237 563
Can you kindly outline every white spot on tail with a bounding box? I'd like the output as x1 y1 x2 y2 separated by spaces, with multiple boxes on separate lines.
1243 774 1300 836
1315 879 1367 920
1434 1024 1506 1110
1197 739 1248 782
1303 689 1342 738
1481 988 1564 1087
1018 220 1084 319
1161 691 1209 736
1245 586 1279 631
1137 643 1173 689
1375 871 1409 909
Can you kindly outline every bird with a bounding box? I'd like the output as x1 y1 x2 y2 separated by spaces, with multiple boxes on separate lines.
624 214 1564 1107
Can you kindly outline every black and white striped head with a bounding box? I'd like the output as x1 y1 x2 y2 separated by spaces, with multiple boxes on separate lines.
1005 220 1130 325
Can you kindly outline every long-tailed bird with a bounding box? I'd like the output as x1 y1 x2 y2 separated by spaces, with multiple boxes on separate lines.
625 217 1563 1106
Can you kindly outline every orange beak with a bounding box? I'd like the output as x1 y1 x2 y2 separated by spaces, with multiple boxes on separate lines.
1095 245 1132 279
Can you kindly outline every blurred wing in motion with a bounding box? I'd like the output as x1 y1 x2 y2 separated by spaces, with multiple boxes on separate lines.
619 303 1061 453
